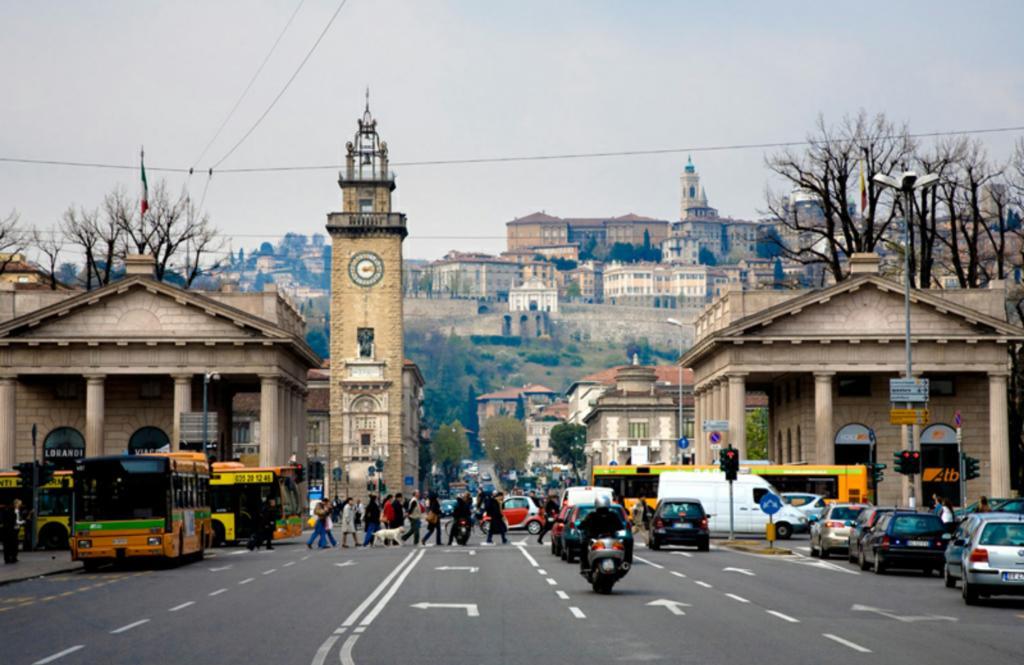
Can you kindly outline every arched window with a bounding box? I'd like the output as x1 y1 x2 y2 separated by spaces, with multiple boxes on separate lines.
43 427 85 468
689 186 696 198
128 426 170 454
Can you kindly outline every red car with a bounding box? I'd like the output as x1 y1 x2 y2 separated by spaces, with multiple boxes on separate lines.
479 495 546 535
550 503 573 557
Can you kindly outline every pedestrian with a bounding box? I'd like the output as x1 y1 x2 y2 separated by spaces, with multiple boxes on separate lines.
448 494 472 546
248 497 279 551
323 500 339 548
332 497 343 522
339 498 358 548
977 495 991 513
381 494 395 529
390 493 406 530
940 499 955 525
932 493 943 516
536 492 559 545
632 497 647 535
306 499 329 549
354 500 364 531
2 498 26 564
420 493 442 546
402 491 423 544
362 495 381 547
484 491 508 545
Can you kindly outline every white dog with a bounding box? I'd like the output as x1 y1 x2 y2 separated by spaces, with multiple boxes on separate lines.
373 527 402 547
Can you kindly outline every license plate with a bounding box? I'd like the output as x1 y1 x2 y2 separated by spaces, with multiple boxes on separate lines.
676 523 691 529
112 538 127 545
908 540 930 547
1003 572 1024 582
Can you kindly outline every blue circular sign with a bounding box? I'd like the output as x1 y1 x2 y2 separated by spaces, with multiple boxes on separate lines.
759 493 783 516
709 432 721 444
677 436 690 450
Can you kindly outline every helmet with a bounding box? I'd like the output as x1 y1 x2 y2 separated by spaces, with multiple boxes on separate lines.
594 494 612 511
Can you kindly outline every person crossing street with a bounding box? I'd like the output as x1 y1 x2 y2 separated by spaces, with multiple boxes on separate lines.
484 491 508 545
536 493 559 545
402 491 423 544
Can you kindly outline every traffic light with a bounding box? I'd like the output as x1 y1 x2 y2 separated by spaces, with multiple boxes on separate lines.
894 450 921 475
294 463 305 484
962 454 981 481
720 446 739 482
374 458 384 472
872 463 886 485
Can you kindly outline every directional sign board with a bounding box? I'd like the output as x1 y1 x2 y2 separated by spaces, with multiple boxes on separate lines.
702 420 730 433
759 492 783 516
890 378 929 403
890 408 929 426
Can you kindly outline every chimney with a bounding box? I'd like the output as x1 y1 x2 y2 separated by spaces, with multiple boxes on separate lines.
123 254 156 278
849 253 880 275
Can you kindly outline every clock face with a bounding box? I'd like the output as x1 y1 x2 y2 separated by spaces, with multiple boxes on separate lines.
348 251 384 287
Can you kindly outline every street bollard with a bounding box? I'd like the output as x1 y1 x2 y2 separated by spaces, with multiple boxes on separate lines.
765 520 775 551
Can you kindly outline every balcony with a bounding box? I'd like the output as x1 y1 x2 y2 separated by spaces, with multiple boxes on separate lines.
327 212 407 236
338 168 396 183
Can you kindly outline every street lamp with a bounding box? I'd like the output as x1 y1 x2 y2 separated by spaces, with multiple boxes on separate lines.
872 170 940 509
667 318 687 465
202 371 220 459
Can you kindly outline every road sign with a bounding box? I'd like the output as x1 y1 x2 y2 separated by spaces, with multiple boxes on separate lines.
709 432 722 444
889 378 929 403
954 411 962 427
890 408 929 426
702 419 730 433
709 443 722 451
677 436 690 450
759 492 783 516
404 475 414 486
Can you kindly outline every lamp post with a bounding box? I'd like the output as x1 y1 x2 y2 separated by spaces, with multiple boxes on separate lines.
667 318 687 464
872 170 939 509
202 371 220 458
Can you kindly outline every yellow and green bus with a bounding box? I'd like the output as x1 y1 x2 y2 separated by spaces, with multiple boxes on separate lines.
71 452 212 570
0 469 75 550
592 464 870 513
209 462 303 546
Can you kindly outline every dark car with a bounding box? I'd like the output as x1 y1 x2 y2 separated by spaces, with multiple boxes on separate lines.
440 499 457 518
847 507 895 564
560 503 631 564
858 511 950 575
648 498 709 551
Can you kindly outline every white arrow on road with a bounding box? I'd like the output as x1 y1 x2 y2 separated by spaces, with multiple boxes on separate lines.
435 566 478 573
722 567 755 576
410 602 480 617
334 561 358 568
646 599 691 616
851 604 957 623
208 565 232 572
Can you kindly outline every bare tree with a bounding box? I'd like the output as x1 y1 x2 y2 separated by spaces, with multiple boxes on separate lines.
0 210 28 275
181 209 226 287
60 205 122 289
31 227 65 289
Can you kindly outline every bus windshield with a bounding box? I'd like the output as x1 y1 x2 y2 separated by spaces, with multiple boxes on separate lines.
77 458 169 521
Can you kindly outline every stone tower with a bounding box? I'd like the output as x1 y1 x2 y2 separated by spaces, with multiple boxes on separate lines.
326 98 408 498
679 156 708 219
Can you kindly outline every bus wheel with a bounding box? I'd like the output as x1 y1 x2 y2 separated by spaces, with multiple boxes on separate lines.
40 524 69 550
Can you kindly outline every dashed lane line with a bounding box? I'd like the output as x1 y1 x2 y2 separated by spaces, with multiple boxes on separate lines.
725 593 750 604
262 568 277 575
31 645 85 665
694 581 713 588
676 552 693 558
238 577 254 585
767 610 800 623
671 571 687 578
110 619 150 634
556 590 570 600
208 588 228 596
168 601 195 612
569 606 586 619
545 577 558 586
634 555 664 569
515 543 539 567
538 569 548 575
823 633 872 653
284 561 296 567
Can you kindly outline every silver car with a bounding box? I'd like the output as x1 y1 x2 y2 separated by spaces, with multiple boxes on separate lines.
956 513 1024 604
810 503 869 559
782 493 828 522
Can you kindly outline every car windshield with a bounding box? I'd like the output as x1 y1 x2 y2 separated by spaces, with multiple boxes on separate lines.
890 515 943 537
978 523 1024 546
830 506 865 521
76 458 168 522
660 502 703 519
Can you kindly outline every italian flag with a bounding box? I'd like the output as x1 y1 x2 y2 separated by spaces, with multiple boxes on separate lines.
140 148 149 216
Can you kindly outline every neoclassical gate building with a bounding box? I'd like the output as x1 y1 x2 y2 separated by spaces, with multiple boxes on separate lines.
681 254 1023 505
0 255 319 471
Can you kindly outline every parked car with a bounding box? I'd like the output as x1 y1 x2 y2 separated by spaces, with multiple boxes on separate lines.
859 511 950 575
943 512 1008 588
550 503 573 557
954 497 1024 519
560 503 630 563
440 499 457 518
782 493 828 522
810 503 869 558
481 472 492 481
847 507 896 564
648 498 710 551
479 495 546 535
952 513 1024 604
559 485 614 509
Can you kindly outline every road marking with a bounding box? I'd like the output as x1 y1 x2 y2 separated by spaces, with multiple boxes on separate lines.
468 550 476 556
435 566 478 572
823 633 872 653
339 635 359 665
767 610 800 623
301 555 310 561
725 593 750 603
675 551 693 558
208 588 228 596
32 645 85 664
694 581 713 588
354 626 366 633
850 604 957 623
340 550 418 627
671 571 687 578
556 590 570 600
310 635 339 665
647 598 691 615
410 602 480 617
209 565 232 571
634 555 664 569
796 546 810 552
538 569 547 575
515 542 540 567
229 549 248 556
110 619 150 634
360 549 426 626
238 577 254 585
569 606 586 619
546 578 558 586
333 627 347 635
283 561 295 567
335 561 357 568
723 567 755 576
262 568 277 575
168 601 195 612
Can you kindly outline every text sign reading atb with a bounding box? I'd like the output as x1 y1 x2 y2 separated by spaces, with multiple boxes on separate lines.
759 493 783 516
702 420 730 433
889 378 929 403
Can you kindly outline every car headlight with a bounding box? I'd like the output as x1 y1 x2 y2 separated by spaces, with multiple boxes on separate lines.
147 536 161 545
78 539 91 548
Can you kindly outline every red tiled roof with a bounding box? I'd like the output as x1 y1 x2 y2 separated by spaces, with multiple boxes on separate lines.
477 383 556 401
508 212 564 224
579 365 693 387
538 402 569 419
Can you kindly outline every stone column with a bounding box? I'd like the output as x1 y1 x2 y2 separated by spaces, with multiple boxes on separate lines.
715 380 727 437
259 375 279 467
693 386 704 465
814 372 835 465
280 380 292 466
171 374 192 451
0 377 16 470
988 372 1011 498
297 388 308 467
85 375 106 457
728 373 747 458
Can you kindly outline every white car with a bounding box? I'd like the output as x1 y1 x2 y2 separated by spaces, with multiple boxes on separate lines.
782 493 828 522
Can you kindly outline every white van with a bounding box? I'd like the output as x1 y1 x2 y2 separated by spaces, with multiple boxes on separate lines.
560 485 615 508
656 471 808 539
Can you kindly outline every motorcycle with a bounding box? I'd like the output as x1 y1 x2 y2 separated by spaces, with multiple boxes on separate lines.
581 532 630 594
452 517 472 546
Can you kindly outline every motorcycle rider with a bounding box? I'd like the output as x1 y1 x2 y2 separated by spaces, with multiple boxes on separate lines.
578 494 628 573
447 493 473 546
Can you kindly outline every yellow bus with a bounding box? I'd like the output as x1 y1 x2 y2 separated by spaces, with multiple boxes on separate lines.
209 462 303 546
592 464 870 513
71 452 211 570
0 469 74 550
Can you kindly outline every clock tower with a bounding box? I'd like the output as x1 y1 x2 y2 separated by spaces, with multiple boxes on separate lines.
326 98 413 498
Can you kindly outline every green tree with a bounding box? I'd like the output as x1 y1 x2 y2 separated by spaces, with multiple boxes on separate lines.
565 281 581 298
745 408 769 460
549 423 587 473
432 420 470 481
482 416 528 474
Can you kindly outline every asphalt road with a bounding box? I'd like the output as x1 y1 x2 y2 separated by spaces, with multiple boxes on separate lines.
2 529 1023 665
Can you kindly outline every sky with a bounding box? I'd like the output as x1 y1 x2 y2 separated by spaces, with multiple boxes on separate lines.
2 1 1023 261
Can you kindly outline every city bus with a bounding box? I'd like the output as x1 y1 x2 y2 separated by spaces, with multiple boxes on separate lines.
0 469 74 549
209 462 303 546
591 464 869 513
71 452 211 570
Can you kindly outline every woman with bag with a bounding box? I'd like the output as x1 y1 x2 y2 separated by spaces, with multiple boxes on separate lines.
420 493 443 546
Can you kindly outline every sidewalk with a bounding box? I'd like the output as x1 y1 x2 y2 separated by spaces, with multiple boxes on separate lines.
0 549 81 586
719 539 793 556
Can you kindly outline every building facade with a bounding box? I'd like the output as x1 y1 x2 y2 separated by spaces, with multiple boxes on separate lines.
509 277 558 313
506 212 669 254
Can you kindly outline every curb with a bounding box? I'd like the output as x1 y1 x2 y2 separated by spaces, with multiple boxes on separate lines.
0 564 82 587
720 540 793 556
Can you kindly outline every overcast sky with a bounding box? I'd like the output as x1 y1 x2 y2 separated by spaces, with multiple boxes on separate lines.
2 1 1022 261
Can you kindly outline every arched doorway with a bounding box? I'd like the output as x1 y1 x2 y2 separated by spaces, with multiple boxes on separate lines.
128 426 171 454
502 314 512 337
834 423 874 466
43 427 85 468
920 423 961 504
